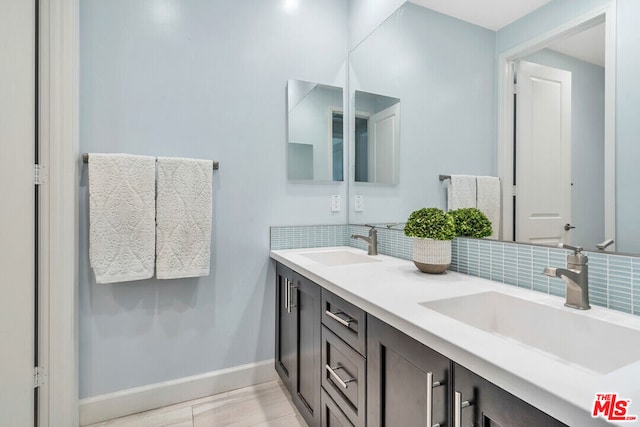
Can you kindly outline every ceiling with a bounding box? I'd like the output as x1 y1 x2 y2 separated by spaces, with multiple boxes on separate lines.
547 22 606 67
409 0 554 31
409 0 605 68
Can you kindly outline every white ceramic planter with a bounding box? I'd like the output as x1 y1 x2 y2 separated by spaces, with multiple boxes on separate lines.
412 238 451 274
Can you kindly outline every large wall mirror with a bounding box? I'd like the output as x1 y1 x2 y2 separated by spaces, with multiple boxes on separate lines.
348 2 495 224
500 16 613 252
287 79 344 181
347 1 631 254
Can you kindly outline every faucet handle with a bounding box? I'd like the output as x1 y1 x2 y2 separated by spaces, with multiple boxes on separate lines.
364 224 377 229
557 242 583 255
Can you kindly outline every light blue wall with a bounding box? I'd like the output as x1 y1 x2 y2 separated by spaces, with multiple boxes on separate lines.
523 49 605 249
79 0 348 398
615 0 640 253
498 0 640 254
348 0 405 50
349 2 496 224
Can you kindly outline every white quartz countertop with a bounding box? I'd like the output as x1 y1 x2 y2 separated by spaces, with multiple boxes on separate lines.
270 246 640 427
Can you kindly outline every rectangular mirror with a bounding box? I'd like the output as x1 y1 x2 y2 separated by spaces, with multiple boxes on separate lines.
354 90 400 184
287 79 344 181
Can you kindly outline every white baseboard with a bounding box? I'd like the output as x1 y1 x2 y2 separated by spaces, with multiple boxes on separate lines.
79 359 277 426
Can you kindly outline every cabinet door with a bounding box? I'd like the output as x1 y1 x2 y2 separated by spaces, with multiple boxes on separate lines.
452 363 566 427
367 315 450 427
275 263 295 391
322 388 355 427
291 272 322 427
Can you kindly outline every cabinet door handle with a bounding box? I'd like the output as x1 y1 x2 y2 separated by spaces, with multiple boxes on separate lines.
426 372 444 427
454 391 472 427
326 364 355 389
284 278 290 312
289 284 298 310
325 310 354 328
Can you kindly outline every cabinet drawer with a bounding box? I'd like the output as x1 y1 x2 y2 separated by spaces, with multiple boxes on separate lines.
321 326 366 427
322 290 366 356
321 388 354 427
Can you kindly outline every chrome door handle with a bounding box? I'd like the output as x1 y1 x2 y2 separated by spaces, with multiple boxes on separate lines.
326 364 355 389
289 283 298 310
454 391 472 427
564 223 576 231
284 278 289 312
325 310 354 328
427 372 444 427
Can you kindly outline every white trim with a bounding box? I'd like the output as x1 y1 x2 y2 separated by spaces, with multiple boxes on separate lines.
497 2 616 243
42 0 80 425
79 360 277 426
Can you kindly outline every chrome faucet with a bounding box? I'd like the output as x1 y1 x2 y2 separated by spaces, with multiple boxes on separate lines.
543 243 590 310
597 239 615 251
351 225 378 256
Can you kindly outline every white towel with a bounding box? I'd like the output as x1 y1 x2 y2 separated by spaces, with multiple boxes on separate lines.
447 175 477 210
156 157 213 279
89 153 156 284
477 176 501 239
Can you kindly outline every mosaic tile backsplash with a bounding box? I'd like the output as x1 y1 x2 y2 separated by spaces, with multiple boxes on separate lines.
270 225 640 317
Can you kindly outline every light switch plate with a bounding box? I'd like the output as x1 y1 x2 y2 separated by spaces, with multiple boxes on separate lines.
331 195 341 212
354 195 363 212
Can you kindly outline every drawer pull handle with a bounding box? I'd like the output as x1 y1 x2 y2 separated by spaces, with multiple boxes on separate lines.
326 364 355 389
454 391 473 427
325 310 354 328
427 372 445 427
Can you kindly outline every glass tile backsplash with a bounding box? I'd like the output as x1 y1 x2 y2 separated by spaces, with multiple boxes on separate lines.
270 225 639 317
270 225 350 250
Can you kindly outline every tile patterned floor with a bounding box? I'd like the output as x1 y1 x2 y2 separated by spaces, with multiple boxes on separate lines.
86 381 307 427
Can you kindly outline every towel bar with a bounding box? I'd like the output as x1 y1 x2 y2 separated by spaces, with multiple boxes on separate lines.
82 153 219 170
439 174 451 181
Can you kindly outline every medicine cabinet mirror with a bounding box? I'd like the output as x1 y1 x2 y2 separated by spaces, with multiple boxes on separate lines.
287 79 344 182
354 91 400 184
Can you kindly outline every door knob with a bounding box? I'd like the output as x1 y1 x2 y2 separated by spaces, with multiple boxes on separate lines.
564 223 576 231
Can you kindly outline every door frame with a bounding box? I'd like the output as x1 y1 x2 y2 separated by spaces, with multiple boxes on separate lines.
39 0 79 425
497 2 616 244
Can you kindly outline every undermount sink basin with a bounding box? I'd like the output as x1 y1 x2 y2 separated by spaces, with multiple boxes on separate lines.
421 292 640 374
301 250 381 266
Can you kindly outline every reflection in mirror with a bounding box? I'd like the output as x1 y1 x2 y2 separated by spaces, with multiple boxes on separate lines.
508 19 610 251
354 91 400 184
287 79 343 181
348 2 495 224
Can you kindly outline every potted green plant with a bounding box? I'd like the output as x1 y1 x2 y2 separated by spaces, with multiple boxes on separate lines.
404 207 456 273
449 208 493 238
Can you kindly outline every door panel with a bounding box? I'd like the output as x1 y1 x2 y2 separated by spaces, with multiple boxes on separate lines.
367 103 399 184
516 61 572 245
292 273 321 427
275 264 294 390
0 0 36 425
367 315 449 427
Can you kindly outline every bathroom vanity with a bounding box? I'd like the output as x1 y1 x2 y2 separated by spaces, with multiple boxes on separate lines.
271 247 640 427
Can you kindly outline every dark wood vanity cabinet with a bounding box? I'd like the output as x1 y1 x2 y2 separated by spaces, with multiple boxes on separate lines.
367 314 450 427
321 288 367 427
275 262 566 427
452 363 566 427
275 263 321 427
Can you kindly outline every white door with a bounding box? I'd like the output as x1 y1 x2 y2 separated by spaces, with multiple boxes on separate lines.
368 103 399 183
0 0 36 425
515 61 572 245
